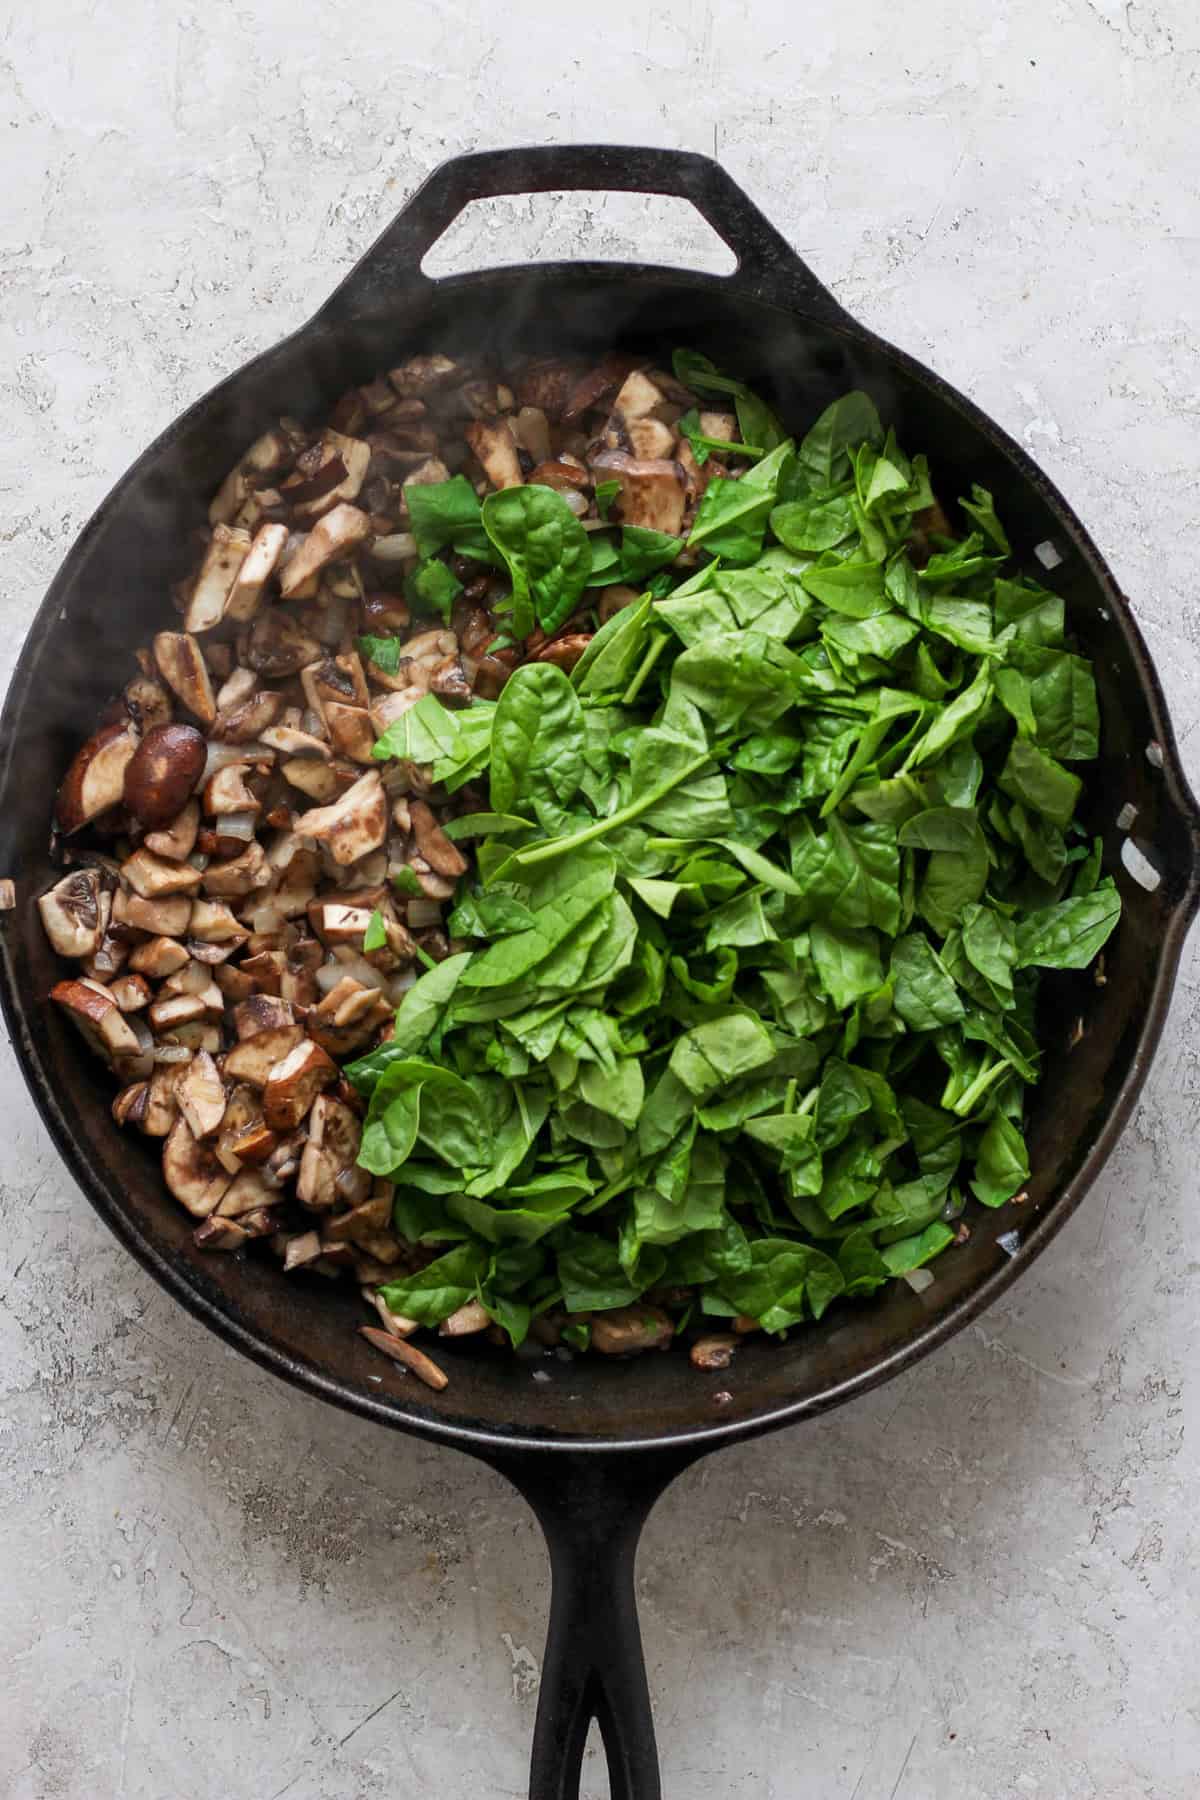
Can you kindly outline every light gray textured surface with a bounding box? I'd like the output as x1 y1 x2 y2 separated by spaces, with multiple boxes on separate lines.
2 3 1199 1796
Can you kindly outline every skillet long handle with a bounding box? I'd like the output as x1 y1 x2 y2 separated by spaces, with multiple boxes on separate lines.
316 143 851 327
493 1448 698 1800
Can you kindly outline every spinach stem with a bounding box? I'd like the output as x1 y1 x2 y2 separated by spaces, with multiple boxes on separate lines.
512 750 715 869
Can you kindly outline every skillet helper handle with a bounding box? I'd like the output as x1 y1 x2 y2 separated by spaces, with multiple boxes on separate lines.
495 1449 697 1800
317 143 851 329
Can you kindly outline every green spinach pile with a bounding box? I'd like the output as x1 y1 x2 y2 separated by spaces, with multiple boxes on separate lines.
349 367 1120 1354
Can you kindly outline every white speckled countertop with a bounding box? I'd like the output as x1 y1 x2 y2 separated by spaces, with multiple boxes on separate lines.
2 4 1199 1795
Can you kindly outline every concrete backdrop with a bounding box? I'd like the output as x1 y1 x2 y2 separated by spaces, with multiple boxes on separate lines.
1 2 1198 1795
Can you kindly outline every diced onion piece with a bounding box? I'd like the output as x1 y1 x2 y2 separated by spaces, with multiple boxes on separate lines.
219 811 256 841
370 532 418 563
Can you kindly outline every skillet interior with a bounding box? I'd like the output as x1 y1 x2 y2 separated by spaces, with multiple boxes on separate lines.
0 265 1191 1451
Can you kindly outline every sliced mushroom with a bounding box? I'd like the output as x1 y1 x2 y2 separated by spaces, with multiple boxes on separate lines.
297 770 387 867
296 1090 363 1206
55 722 140 834
223 521 290 622
465 418 523 490
144 799 201 862
359 1325 448 1391
428 657 472 707
129 935 192 978
222 1022 305 1086
259 723 331 760
112 889 193 937
52 978 146 1066
162 1114 231 1217
408 800 467 878
589 1305 674 1355
174 1049 227 1140
185 524 251 633
588 450 686 535
286 430 371 521
209 426 297 525
37 868 111 959
154 633 217 726
122 848 205 899
201 841 270 898
245 609 323 678
262 1036 337 1130
279 504 371 599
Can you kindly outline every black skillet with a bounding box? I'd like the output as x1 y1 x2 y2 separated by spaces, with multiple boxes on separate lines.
2 146 1198 1799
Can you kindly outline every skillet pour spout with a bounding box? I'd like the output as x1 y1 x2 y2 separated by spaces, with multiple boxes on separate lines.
2 146 1199 1800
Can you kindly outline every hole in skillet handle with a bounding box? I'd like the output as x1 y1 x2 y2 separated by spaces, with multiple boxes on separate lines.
315 143 854 331
421 189 739 279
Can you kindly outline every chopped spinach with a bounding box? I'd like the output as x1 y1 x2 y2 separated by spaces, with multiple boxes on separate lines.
359 369 1120 1340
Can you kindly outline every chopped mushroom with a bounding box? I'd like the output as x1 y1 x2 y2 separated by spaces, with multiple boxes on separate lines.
689 1335 738 1371
162 1115 231 1216
279 504 371 598
55 722 140 834
589 1305 674 1355
297 770 387 866
185 525 251 633
174 1049 227 1140
588 450 687 535
223 1022 305 1086
262 1037 337 1130
465 418 523 489
52 979 146 1067
144 800 200 862
408 800 467 878
38 869 110 959
225 522 289 622
122 848 204 899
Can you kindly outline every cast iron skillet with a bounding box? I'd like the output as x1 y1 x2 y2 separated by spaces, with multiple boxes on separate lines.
2 146 1199 1798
